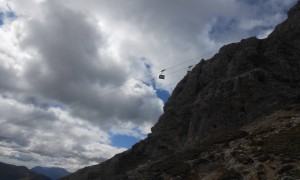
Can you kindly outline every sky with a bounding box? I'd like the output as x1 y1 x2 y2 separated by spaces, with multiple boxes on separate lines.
0 0 297 172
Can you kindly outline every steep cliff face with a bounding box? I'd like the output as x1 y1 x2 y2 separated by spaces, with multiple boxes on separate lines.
62 1 300 180
152 0 300 146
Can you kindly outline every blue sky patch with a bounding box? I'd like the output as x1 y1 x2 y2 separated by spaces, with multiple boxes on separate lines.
240 0 259 5
111 134 141 149
48 101 65 110
0 12 4 26
156 89 170 103
6 11 17 19
209 17 241 42
0 11 17 26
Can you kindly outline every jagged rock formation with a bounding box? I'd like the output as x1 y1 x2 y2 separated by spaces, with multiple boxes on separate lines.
62 1 300 180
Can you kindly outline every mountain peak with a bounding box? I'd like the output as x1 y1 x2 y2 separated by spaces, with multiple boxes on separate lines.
269 0 300 38
288 1 300 17
62 2 300 179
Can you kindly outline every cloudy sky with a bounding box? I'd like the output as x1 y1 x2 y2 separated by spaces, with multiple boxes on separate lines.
0 0 297 172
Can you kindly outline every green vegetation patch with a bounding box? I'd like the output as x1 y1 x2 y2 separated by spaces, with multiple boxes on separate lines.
147 155 190 176
285 169 300 179
253 126 275 136
146 147 210 177
218 169 242 180
165 161 190 176
261 124 300 158
205 130 249 145
176 146 209 160
277 164 295 174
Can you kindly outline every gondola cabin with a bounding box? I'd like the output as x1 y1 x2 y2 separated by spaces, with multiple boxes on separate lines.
159 69 166 79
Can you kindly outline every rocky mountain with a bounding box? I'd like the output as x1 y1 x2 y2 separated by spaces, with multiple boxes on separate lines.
0 162 51 180
31 166 70 180
62 1 300 180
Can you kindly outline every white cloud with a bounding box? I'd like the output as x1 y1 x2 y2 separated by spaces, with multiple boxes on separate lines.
0 96 126 171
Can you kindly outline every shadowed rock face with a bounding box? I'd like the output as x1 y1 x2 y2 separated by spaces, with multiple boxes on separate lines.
62 1 300 180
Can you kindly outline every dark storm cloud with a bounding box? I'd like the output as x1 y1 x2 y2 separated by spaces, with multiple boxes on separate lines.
23 1 127 102
10 153 36 162
66 81 162 129
0 66 19 92
96 0 237 47
17 0 164 127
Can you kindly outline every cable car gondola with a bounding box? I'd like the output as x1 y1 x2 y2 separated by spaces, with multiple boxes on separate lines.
159 69 166 79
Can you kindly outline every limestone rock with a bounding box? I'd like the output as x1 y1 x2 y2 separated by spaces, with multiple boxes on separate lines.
62 1 300 180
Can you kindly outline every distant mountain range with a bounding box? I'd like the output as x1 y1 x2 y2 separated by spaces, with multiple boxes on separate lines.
0 161 51 180
0 161 70 180
31 166 70 180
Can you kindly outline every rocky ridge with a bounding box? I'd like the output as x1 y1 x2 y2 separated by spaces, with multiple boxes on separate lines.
62 1 300 180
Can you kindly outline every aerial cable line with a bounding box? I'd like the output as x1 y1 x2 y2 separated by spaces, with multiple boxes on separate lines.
164 66 194 77
3 75 185 131
12 58 203 125
157 51 213 72
10 58 202 125
148 51 214 76
6 51 215 125
157 51 214 79
16 51 212 122
11 65 195 126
